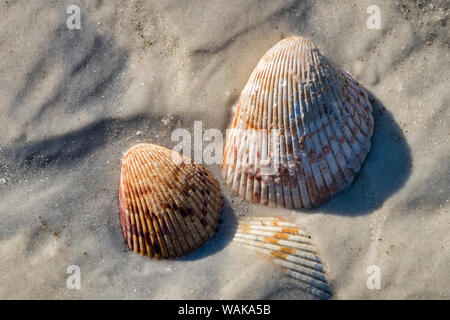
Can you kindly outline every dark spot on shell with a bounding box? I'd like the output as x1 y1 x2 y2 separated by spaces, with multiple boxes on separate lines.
199 218 208 227
179 207 188 217
160 221 169 235
309 149 316 163
290 175 298 187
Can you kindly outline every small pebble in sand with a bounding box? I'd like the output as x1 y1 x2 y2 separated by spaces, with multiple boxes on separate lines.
0 178 6 184
136 131 142 136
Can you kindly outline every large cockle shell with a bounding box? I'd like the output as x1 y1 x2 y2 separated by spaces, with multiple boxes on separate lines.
223 36 374 209
233 216 331 299
119 143 223 259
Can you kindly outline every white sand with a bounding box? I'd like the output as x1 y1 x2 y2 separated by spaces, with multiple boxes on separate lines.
0 0 448 299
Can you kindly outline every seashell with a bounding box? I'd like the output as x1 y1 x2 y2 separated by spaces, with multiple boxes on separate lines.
118 143 223 259
223 36 374 209
233 216 331 299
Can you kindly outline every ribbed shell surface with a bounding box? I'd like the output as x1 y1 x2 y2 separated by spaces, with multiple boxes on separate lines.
233 216 331 299
119 143 223 259
222 36 374 209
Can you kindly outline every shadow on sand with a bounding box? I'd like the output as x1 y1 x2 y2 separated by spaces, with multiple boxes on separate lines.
177 197 238 261
320 90 412 216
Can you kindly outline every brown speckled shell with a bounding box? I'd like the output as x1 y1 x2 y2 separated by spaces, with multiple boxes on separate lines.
119 143 223 259
222 36 374 209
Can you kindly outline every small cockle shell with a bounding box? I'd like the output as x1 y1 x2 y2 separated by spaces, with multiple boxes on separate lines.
233 216 331 299
223 36 374 209
119 143 223 259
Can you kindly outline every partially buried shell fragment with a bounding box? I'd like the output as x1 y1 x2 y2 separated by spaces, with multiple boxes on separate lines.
233 216 332 299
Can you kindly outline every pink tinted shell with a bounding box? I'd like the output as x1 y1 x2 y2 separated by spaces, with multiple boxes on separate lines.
222 36 374 209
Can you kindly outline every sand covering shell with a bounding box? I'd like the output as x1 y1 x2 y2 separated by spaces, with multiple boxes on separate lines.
233 216 331 299
119 143 223 259
223 36 374 208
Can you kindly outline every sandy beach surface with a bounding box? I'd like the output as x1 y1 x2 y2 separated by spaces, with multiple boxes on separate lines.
0 0 449 299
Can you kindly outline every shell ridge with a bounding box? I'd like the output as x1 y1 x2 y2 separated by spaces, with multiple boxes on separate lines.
297 46 321 206
123 167 142 254
341 72 373 138
302 46 332 203
306 49 342 197
277 46 294 208
248 63 267 204
233 64 269 192
258 246 327 282
234 231 316 254
229 66 260 197
326 66 371 176
234 63 263 195
306 53 347 191
297 41 321 206
136 148 193 256
157 148 222 211
287 39 310 208
134 147 182 257
265 44 287 207
177 164 221 232
127 150 171 257
259 49 273 206
235 241 330 296
249 51 275 205
124 158 156 257
271 45 288 207
131 147 181 258
159 149 221 208
233 237 323 270
290 40 314 208
119 167 133 249
283 39 303 208
237 224 308 237
154 157 213 252
320 69 363 168
144 148 214 245
124 163 149 255
312 55 358 184
286 269 332 299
